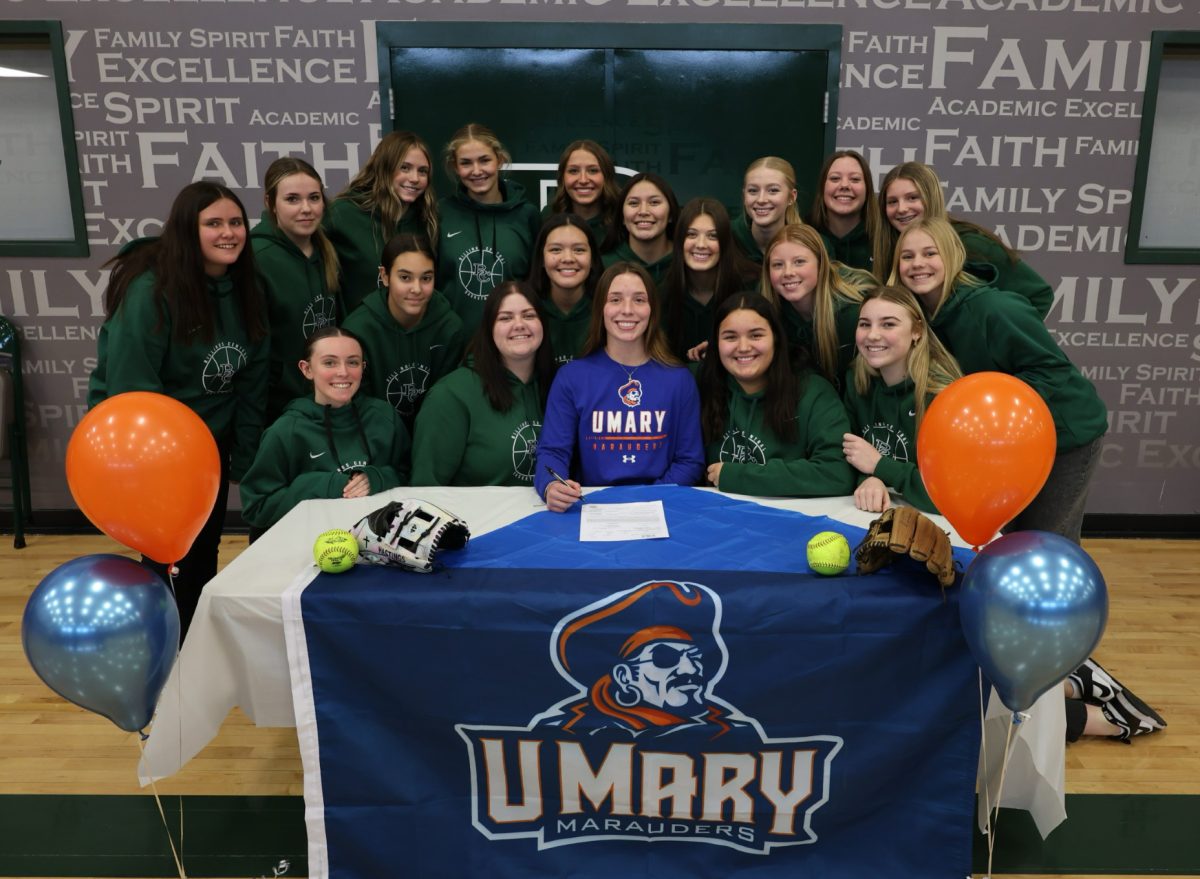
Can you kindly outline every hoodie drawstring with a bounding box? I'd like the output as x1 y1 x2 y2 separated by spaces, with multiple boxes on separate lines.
322 400 373 467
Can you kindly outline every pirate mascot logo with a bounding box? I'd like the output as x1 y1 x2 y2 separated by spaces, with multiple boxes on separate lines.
457 581 843 853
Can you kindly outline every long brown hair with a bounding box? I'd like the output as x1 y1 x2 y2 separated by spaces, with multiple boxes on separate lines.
602 173 680 253
873 161 1017 282
808 150 880 252
526 213 603 302
760 224 866 383
263 157 340 294
549 139 621 236
581 262 678 366
470 281 557 412
699 294 800 445
338 131 438 246
851 285 962 428
662 198 757 355
103 181 266 345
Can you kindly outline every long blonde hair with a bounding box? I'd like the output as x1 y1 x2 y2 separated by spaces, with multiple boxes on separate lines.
263 157 340 294
338 131 438 245
852 285 961 428
887 217 982 319
761 224 866 383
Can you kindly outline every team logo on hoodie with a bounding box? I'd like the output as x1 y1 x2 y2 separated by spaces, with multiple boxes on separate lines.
511 419 541 482
718 428 766 465
201 341 248 394
862 422 911 463
302 294 337 337
386 363 431 415
457 246 506 301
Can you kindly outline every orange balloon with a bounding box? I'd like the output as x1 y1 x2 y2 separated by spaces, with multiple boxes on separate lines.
917 373 1056 548
66 392 221 564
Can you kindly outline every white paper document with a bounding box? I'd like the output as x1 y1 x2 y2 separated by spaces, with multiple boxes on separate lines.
579 500 670 542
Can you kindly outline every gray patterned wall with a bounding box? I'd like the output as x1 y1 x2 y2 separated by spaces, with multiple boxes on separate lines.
1 0 1196 516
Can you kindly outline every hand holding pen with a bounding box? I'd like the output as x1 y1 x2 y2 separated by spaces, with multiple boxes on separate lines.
544 466 586 513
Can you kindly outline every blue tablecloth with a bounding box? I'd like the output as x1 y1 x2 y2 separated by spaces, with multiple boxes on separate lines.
294 486 980 878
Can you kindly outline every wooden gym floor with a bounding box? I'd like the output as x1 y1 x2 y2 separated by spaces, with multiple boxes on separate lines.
1 532 1196 877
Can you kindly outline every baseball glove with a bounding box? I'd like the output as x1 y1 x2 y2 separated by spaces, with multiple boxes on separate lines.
854 507 958 589
350 499 470 573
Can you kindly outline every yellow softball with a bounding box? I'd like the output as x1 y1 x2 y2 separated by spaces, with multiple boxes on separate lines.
313 528 359 574
807 531 850 576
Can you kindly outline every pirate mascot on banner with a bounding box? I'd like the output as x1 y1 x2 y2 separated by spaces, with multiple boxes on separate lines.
537 580 750 739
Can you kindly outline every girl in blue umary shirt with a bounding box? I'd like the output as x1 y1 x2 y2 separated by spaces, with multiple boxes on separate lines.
535 262 704 511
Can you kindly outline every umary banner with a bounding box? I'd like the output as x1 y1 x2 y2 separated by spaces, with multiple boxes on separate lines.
286 486 980 879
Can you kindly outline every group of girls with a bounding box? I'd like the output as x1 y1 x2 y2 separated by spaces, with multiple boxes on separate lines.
82 136 1085 606
85 128 1167 742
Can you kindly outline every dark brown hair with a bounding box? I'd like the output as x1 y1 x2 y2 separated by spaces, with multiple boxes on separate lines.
103 181 266 345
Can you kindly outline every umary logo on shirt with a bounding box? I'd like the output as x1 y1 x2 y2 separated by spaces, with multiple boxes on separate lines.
618 378 642 408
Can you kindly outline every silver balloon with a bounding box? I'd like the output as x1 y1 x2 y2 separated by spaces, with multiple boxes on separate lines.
22 554 180 733
959 531 1108 713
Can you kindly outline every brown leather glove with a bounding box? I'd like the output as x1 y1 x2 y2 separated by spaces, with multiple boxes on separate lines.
854 507 957 589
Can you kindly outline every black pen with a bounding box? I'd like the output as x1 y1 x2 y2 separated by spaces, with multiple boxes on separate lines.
544 465 587 504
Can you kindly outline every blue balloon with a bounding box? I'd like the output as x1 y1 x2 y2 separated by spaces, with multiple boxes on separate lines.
959 531 1108 713
22 554 180 733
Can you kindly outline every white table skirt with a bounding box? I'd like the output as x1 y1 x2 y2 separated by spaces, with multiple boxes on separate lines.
138 485 1066 837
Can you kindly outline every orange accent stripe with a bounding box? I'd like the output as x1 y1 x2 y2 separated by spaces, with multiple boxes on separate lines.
598 434 667 441
557 582 701 671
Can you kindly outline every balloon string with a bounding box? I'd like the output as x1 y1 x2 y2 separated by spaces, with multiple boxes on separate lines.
136 736 188 879
976 670 993 837
985 714 1020 878
170 565 186 872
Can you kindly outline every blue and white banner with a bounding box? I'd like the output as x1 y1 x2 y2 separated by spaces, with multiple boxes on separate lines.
289 486 980 878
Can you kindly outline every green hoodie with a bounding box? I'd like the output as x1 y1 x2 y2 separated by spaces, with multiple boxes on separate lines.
240 395 410 530
541 202 610 244
819 222 873 273
87 269 268 481
601 240 674 293
842 374 938 514
780 296 861 390
544 292 592 365
250 212 339 421
341 287 466 429
437 180 542 335
325 196 428 316
730 212 764 265
673 292 719 361
930 282 1107 452
955 224 1052 320
707 373 855 497
411 366 543 486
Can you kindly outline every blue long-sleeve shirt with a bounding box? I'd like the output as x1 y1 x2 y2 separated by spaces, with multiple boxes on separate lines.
535 350 704 498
